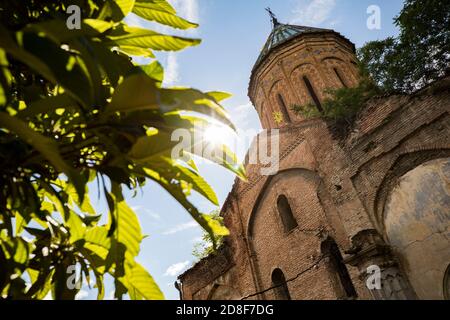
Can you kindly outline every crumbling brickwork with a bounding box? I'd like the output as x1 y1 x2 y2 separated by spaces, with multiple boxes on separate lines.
178 24 450 300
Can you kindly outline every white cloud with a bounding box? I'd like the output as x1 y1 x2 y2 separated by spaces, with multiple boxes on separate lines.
164 261 190 277
169 0 199 24
291 0 337 26
164 52 180 86
75 289 89 300
132 206 161 220
163 221 199 235
230 102 254 130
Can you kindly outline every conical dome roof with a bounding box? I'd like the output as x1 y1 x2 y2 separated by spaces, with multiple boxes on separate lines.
254 22 332 70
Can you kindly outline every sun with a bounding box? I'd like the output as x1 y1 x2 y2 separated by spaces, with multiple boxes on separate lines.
203 125 233 146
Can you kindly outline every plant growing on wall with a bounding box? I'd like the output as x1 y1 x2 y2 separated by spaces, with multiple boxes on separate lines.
291 69 382 122
192 210 225 261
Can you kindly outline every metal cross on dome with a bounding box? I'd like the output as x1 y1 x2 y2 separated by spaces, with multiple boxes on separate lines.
265 7 280 27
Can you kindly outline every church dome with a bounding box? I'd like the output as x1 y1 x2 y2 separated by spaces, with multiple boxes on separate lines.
248 11 359 129
254 22 332 71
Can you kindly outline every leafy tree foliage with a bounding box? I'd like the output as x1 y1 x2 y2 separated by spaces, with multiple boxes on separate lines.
0 0 244 300
192 210 225 260
358 0 450 92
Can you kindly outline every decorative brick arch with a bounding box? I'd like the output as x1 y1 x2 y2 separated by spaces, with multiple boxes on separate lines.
321 56 358 87
247 167 323 238
289 63 325 106
268 80 295 125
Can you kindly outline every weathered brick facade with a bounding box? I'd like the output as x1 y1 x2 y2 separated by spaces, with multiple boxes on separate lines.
178 23 450 300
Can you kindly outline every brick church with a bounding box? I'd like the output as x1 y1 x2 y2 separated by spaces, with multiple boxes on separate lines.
177 15 450 300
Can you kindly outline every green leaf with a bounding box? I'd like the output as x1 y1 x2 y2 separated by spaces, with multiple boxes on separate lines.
117 45 155 58
203 213 229 237
128 130 175 161
136 0 176 15
0 237 30 266
113 201 142 260
206 91 232 102
126 263 164 300
105 187 142 265
115 0 136 18
84 19 115 33
15 212 27 235
67 211 86 243
188 143 246 180
160 88 236 130
139 61 164 86
107 25 201 51
107 73 158 113
151 157 219 206
85 227 111 250
133 0 198 30
64 182 96 215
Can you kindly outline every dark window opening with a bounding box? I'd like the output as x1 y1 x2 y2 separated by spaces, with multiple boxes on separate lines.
302 76 323 112
271 268 291 300
276 94 291 123
277 195 298 233
333 68 348 88
321 238 357 299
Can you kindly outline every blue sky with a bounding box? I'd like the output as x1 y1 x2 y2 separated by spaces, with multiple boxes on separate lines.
79 0 405 300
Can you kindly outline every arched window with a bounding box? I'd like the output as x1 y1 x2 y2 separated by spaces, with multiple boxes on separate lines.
302 76 323 112
276 94 291 123
333 67 348 88
271 268 291 300
321 238 357 299
277 195 298 233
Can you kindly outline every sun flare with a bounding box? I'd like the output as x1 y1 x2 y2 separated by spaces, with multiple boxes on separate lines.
203 125 233 146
